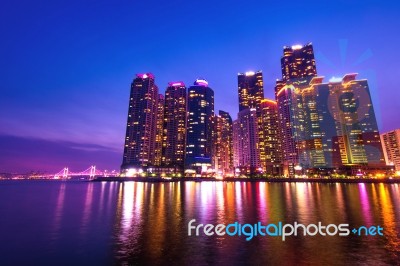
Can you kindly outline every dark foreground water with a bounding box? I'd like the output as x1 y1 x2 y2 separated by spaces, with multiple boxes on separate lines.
0 181 399 265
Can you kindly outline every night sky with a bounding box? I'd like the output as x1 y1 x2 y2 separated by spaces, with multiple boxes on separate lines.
1 0 399 173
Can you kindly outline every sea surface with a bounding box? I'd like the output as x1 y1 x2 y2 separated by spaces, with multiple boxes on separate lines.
0 180 399 265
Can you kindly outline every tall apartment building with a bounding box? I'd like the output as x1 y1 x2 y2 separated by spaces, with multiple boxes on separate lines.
238 71 264 111
380 129 400 170
154 94 165 166
281 43 317 81
277 74 385 176
214 110 234 176
276 43 318 176
233 108 261 174
185 79 215 175
258 98 281 175
121 73 159 173
162 82 187 169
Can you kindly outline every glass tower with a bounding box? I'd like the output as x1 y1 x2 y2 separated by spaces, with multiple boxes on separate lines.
276 43 318 176
281 43 317 81
238 71 264 111
233 108 261 174
121 73 159 173
185 79 215 175
259 99 281 175
154 94 165 166
162 82 187 169
381 129 400 171
278 74 385 175
214 110 234 176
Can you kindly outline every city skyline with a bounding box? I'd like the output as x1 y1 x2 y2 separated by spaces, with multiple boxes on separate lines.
1 2 399 265
1 0 400 172
2 43 400 174
117 43 391 178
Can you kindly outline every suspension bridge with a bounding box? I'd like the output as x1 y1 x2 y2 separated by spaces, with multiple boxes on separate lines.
53 166 118 180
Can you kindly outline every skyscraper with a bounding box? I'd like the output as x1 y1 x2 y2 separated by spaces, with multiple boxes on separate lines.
154 94 165 166
185 79 215 175
276 43 318 176
258 99 281 175
274 79 285 96
162 82 187 169
381 129 400 171
233 119 241 169
322 74 384 167
233 108 261 174
281 43 317 81
214 110 234 176
238 71 264 111
277 74 385 176
121 73 159 174
276 81 300 176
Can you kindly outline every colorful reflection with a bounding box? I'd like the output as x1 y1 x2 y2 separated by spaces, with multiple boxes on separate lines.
80 182 94 235
51 182 66 241
110 182 400 265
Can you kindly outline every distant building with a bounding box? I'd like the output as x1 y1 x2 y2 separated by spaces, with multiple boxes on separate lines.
214 110 234 176
185 79 215 175
154 94 165 166
233 108 261 174
162 82 187 170
121 73 159 174
381 129 400 170
238 71 264 111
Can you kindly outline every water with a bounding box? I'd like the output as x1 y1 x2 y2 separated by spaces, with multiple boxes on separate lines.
0 181 399 265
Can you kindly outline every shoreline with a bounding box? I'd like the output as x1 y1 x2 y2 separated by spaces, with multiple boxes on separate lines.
1 177 399 184
91 177 400 184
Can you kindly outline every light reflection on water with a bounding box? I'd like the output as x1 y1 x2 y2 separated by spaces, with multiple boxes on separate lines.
0 181 399 265
80 183 93 236
111 181 400 265
50 182 65 242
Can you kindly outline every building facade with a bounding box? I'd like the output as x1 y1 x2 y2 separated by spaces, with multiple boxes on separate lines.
214 110 234 176
258 99 281 175
238 71 264 112
277 74 386 176
121 73 159 174
281 43 317 81
233 108 261 175
276 43 318 176
380 129 400 171
276 80 300 176
154 94 165 166
233 119 241 169
185 79 215 175
162 82 187 169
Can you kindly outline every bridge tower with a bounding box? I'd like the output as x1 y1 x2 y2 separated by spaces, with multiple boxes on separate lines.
63 167 69 178
89 165 96 180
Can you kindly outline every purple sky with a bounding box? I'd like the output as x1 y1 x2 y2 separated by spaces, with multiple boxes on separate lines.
1 0 399 173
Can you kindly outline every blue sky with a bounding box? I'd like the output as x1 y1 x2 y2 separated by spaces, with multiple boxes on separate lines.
1 0 399 172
